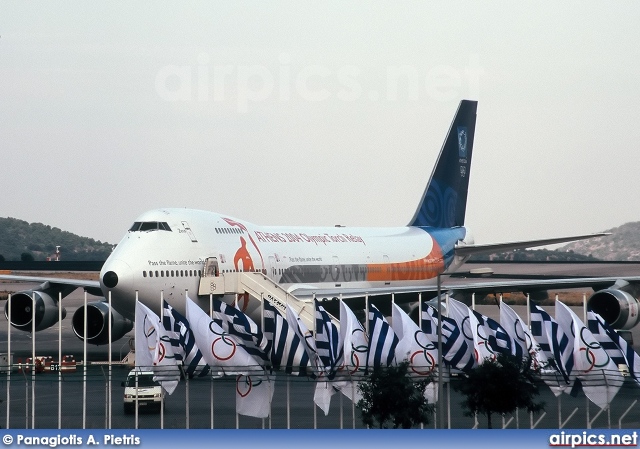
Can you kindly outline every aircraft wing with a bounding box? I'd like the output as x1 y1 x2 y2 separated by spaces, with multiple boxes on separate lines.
288 275 640 300
454 232 610 258
0 275 102 296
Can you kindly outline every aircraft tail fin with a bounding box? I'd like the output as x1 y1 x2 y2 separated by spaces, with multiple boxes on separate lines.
409 100 478 228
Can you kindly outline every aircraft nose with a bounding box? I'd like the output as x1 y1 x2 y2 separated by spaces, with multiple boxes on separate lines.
100 258 134 294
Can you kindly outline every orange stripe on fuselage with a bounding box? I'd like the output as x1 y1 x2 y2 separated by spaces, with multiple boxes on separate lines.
366 242 445 282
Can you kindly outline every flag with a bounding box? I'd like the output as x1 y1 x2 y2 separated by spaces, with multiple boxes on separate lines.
235 373 274 419
470 309 512 363
211 298 269 364
556 301 623 409
185 297 273 418
284 304 335 415
392 303 438 377
500 302 549 369
529 301 574 385
185 296 263 374
337 300 368 403
589 311 640 387
446 298 478 370
134 300 181 394
421 303 475 372
162 300 209 378
262 299 310 376
366 304 398 370
314 299 343 380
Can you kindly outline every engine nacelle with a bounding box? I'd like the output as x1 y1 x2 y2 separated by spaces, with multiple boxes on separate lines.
72 301 134 345
4 290 67 332
588 288 640 330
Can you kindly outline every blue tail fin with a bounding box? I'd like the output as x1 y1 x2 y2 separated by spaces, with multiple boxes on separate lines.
409 100 478 228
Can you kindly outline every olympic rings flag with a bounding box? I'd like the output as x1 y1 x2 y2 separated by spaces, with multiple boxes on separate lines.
555 300 624 409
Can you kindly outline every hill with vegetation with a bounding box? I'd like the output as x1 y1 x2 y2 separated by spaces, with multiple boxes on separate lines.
469 221 640 262
559 221 640 261
0 217 114 261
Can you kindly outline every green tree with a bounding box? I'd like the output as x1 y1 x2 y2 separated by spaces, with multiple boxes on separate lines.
356 361 434 429
20 252 34 262
454 353 545 428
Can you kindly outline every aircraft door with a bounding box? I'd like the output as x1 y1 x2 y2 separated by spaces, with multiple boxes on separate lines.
268 256 278 280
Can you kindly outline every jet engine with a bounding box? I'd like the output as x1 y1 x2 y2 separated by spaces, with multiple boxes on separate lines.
4 290 66 332
72 301 134 345
587 280 640 330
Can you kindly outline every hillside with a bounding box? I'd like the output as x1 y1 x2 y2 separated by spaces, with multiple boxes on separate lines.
560 221 640 261
0 217 114 261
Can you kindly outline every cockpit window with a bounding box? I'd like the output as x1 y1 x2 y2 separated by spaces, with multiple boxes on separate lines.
129 222 172 232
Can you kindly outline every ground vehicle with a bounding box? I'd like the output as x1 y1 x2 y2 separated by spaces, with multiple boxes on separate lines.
121 369 164 414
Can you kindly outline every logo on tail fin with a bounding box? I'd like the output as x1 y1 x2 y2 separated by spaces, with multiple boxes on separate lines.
457 126 468 158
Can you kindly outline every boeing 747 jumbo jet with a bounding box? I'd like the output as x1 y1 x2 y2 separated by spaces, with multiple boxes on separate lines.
3 100 639 345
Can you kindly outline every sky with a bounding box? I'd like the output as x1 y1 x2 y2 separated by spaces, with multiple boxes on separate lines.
1 2 639 247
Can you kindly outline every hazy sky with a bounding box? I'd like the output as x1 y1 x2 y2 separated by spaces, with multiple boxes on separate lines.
1 2 639 247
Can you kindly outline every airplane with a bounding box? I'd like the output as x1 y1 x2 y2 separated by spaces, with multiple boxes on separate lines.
2 99 639 346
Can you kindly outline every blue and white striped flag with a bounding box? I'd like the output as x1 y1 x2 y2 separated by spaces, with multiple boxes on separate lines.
421 303 475 372
284 304 336 415
162 300 210 378
315 300 343 380
366 305 398 370
263 299 310 376
471 309 512 363
589 311 640 387
529 301 573 384
212 298 269 364
446 298 478 370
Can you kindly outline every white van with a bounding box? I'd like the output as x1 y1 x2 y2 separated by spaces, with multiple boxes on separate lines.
122 369 164 414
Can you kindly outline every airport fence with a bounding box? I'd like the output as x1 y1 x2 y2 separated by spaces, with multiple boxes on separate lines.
0 364 639 430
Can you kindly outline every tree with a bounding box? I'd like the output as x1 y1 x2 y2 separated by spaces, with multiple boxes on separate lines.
454 353 545 428
20 252 34 262
356 361 434 429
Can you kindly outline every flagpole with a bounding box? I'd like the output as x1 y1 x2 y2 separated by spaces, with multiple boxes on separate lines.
108 290 112 429
83 290 88 430
6 293 10 430
134 291 139 431
31 291 35 429
437 274 444 429
161 290 166 430
209 293 214 429
313 292 317 430
58 291 62 429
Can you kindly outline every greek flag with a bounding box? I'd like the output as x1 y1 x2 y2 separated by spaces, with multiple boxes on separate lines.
263 299 310 376
211 298 269 364
589 311 640 387
556 301 623 409
471 309 513 362
446 299 478 370
529 301 573 384
162 300 209 378
366 304 398 370
421 303 474 372
284 304 336 415
314 300 343 379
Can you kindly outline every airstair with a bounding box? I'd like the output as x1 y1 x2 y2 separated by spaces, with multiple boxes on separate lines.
198 257 317 329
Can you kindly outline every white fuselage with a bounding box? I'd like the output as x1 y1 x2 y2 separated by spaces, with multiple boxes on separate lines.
100 208 468 319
